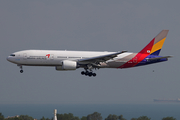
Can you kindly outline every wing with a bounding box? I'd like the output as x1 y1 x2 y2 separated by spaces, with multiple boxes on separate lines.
78 50 127 66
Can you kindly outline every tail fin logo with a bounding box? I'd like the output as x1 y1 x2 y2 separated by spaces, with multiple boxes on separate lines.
119 30 169 68
150 30 169 55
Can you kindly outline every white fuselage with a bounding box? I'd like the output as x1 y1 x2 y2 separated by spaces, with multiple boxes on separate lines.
6 30 170 76
7 50 133 68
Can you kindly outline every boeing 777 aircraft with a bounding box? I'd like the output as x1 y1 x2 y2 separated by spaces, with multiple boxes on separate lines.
7 30 171 77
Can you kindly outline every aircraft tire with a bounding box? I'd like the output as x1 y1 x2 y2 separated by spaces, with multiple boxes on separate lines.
82 71 96 77
85 71 89 76
93 73 96 77
88 72 92 77
20 70 23 73
81 71 85 75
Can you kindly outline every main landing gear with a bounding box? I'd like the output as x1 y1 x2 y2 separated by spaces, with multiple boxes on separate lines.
81 64 97 77
81 71 96 77
18 65 23 73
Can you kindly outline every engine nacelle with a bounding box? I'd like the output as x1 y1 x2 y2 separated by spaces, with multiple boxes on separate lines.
56 60 77 71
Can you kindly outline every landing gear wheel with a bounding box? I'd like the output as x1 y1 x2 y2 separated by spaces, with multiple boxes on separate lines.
85 71 89 76
81 70 96 77
81 71 85 75
18 65 23 73
92 73 96 77
88 72 92 77
20 70 23 73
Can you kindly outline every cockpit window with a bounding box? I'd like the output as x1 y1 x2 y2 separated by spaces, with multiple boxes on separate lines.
10 54 15 57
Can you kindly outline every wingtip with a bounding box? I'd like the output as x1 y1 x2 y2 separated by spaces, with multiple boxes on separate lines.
117 50 127 54
167 55 173 58
121 50 128 53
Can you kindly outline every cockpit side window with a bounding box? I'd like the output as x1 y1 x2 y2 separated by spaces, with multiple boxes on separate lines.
10 54 15 57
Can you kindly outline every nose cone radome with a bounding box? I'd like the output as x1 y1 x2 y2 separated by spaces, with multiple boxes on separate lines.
6 56 11 62
6 55 15 63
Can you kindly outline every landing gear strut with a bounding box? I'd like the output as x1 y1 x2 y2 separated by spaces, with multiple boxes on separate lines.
81 71 96 77
18 65 23 73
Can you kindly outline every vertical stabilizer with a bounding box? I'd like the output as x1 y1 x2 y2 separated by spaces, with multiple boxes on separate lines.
119 30 169 68
150 30 169 55
138 30 169 55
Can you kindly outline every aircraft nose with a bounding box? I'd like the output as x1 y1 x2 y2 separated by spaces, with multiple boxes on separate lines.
7 56 13 62
6 56 10 61
7 53 17 63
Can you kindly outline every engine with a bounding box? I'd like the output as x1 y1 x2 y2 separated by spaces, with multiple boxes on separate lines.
56 60 77 71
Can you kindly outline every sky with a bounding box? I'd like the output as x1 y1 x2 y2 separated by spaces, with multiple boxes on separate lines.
0 1 180 104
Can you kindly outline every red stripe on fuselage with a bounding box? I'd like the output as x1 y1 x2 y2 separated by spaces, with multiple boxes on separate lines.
119 38 155 68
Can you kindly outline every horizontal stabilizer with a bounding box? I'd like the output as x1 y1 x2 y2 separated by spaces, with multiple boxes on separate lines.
146 56 172 61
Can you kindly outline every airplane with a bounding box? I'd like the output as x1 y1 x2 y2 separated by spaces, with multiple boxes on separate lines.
7 30 171 77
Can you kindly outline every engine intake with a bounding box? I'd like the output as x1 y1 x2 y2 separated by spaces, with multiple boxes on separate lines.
56 60 77 71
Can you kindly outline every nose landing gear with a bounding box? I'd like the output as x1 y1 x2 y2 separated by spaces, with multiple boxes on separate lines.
18 65 23 73
20 70 23 73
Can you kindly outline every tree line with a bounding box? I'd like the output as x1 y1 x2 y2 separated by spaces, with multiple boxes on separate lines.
0 112 177 120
